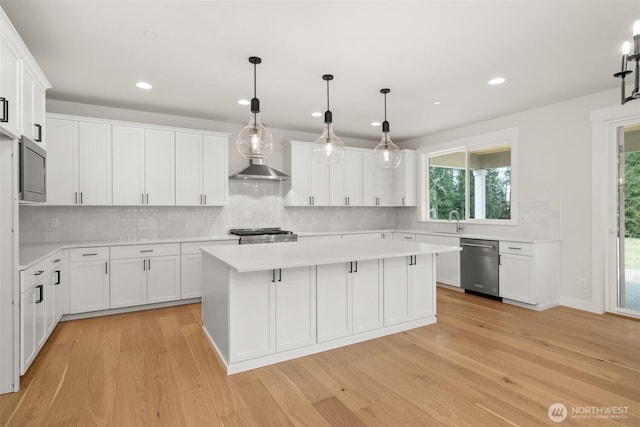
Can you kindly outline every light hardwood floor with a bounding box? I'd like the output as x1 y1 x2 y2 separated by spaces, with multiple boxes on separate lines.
1 288 638 426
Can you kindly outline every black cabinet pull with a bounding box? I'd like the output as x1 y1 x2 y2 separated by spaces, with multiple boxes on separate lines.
278 269 282 282
148 259 151 270
53 259 61 263
349 262 353 273
80 192 83 204
272 269 275 283
34 124 42 142
140 249 154 253
204 194 206 204
55 270 61 285
354 261 358 273
0 97 7 123
82 253 98 257
143 259 146 271
36 284 43 303
34 270 44 276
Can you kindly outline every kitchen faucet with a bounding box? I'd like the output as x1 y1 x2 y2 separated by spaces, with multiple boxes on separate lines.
448 210 463 233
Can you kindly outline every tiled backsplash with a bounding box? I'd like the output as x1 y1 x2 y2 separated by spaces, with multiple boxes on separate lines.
20 181 397 243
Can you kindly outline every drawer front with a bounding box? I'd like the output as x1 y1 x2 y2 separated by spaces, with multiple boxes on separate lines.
111 243 181 260
499 241 534 256
393 232 415 242
182 240 237 255
70 247 110 262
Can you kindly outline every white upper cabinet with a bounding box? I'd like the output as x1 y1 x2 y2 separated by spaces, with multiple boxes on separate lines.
0 27 21 138
362 151 395 207
394 150 418 207
284 140 329 206
0 8 51 140
330 148 363 206
21 63 46 147
112 126 175 206
46 117 112 205
144 129 175 206
175 132 228 206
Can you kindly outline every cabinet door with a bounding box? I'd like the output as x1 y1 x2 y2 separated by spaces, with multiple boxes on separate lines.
202 136 228 205
286 144 311 206
416 234 460 287
410 254 435 319
112 125 144 205
21 66 35 142
376 166 395 206
344 149 363 206
352 259 383 333
34 81 46 146
144 129 175 205
46 118 78 205
110 258 147 309
310 155 330 206
362 152 377 206
395 151 417 206
316 263 351 342
45 273 57 335
175 132 202 205
230 270 275 362
181 253 203 299
147 255 181 303
34 279 47 348
500 254 536 304
383 256 410 326
52 261 65 322
329 155 346 206
69 260 110 313
0 36 21 137
20 287 36 375
275 267 316 351
78 122 112 205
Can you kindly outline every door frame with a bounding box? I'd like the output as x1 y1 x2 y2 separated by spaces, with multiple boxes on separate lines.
591 101 640 316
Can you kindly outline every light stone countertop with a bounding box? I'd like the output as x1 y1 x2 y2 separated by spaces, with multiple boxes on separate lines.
19 235 239 269
202 239 461 273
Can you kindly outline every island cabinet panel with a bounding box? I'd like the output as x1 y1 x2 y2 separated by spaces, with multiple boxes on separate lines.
317 263 352 342
383 257 411 326
352 259 383 333
229 270 275 363
275 267 316 352
410 254 436 319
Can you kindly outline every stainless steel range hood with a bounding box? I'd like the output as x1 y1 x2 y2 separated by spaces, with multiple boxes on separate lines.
229 159 290 181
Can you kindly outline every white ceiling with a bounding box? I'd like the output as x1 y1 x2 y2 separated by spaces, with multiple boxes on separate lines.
1 1 637 141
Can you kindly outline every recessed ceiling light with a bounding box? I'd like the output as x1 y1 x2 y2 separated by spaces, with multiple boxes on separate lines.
433 101 441 105
311 112 322 117
237 99 250 106
143 30 157 39
488 77 506 85
136 81 152 90
371 121 381 127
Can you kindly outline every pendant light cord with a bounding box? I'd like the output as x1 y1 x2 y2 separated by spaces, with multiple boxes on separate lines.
326 79 330 111
253 62 257 128
384 92 387 124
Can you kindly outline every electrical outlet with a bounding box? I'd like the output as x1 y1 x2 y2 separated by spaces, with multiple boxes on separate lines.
578 278 586 289
519 214 530 224
50 217 59 227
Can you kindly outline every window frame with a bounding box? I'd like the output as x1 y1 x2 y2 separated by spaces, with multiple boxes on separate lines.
418 128 518 226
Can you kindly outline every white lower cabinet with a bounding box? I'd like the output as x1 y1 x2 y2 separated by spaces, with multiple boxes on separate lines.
415 234 460 287
383 254 434 326
230 266 315 363
317 259 382 342
110 244 180 309
69 247 110 314
20 253 63 375
499 241 559 307
275 267 316 352
180 240 237 299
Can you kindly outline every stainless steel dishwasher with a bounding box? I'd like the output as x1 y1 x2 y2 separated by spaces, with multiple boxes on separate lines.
460 238 500 299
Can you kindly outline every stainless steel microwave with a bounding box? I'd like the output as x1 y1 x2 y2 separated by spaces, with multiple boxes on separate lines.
19 135 46 203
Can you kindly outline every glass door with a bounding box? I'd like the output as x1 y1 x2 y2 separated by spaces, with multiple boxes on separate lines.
617 124 640 316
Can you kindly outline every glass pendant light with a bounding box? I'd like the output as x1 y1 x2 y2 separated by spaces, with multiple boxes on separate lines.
374 88 401 168
236 56 274 159
312 74 344 163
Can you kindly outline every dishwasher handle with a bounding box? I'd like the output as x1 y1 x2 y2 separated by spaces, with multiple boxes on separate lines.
460 242 495 249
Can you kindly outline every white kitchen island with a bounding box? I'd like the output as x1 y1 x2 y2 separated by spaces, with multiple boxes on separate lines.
201 239 460 374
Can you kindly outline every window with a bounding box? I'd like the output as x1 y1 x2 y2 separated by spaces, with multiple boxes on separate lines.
421 129 517 224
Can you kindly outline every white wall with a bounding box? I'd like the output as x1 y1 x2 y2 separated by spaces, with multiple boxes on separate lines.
397 87 619 309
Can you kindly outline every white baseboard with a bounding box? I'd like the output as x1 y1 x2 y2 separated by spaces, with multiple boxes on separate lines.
502 298 559 311
559 296 603 314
